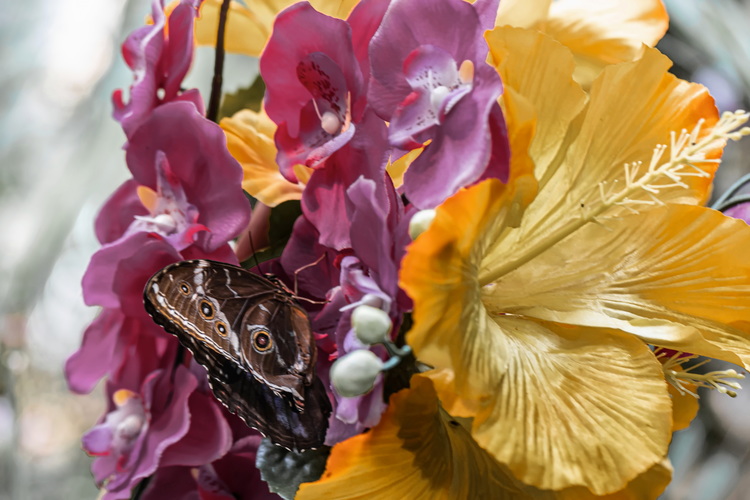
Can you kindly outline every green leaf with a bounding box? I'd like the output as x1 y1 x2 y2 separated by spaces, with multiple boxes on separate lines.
218 75 266 120
256 438 331 500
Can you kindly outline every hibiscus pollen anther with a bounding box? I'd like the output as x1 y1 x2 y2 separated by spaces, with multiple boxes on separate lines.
658 350 745 398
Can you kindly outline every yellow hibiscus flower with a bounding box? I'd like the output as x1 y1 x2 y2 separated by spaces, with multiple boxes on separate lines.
398 26 750 495
300 24 750 498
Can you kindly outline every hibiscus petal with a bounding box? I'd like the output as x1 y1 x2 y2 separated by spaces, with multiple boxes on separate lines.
546 0 669 87
221 108 309 206
486 27 586 181
196 0 360 57
297 375 531 499
470 316 671 493
400 179 534 395
482 46 720 279
484 204 750 370
494 0 551 28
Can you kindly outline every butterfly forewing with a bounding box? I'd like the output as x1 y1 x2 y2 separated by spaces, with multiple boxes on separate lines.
143 259 331 451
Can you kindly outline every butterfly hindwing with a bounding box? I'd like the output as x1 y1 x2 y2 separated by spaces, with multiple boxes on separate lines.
143 259 331 451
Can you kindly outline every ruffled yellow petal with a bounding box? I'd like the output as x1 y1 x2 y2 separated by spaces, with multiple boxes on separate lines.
487 27 587 181
469 317 671 494
668 380 699 432
386 148 421 189
424 369 479 418
297 375 531 500
546 0 669 87
482 46 721 287
196 0 266 56
400 179 531 397
429 366 674 499
483 204 750 370
495 0 552 28
493 0 668 88
555 459 672 500
196 0 359 57
220 109 311 206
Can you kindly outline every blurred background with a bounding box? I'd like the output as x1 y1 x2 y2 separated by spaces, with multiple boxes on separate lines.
0 0 749 498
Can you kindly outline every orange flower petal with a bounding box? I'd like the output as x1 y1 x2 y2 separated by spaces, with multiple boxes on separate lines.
297 375 531 499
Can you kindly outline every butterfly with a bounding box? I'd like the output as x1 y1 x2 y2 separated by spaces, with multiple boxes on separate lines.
143 259 332 451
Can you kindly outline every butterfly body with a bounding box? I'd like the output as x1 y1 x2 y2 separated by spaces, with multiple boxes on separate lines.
143 259 331 451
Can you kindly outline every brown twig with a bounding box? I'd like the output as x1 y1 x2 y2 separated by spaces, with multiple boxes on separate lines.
206 0 231 123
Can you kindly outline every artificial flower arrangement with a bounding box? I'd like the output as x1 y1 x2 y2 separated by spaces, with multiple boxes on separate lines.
66 0 750 498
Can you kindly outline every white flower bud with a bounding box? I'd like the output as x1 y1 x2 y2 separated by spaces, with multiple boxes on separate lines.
409 209 437 240
352 305 392 345
330 350 383 397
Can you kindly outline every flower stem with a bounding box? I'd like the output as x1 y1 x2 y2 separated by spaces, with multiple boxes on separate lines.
206 0 231 123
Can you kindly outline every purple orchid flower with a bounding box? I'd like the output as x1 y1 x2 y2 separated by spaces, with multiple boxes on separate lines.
68 102 248 399
124 101 250 254
260 0 389 179
84 363 232 500
140 435 277 499
113 0 204 139
299 110 389 250
368 0 509 208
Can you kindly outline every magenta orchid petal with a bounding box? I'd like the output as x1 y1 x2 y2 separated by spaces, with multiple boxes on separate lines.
159 391 233 467
280 215 340 300
345 177 406 300
472 0 501 30
301 111 388 250
82 424 115 456
65 309 127 394
113 0 204 139
400 64 508 208
347 0 391 84
274 102 357 177
369 0 509 208
101 365 200 496
261 1 371 177
95 180 148 245
725 203 750 223
262 2 362 138
127 151 206 251
125 102 250 253
82 232 182 315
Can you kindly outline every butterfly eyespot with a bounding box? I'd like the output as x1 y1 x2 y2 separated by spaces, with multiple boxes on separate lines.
179 282 191 295
199 300 214 319
252 330 273 353
216 321 228 337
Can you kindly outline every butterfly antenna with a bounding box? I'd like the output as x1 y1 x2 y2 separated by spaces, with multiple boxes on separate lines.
247 229 264 275
292 254 329 305
293 253 326 297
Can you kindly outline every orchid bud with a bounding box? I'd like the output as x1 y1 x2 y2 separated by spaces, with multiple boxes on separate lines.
409 209 436 240
330 350 383 397
352 305 392 345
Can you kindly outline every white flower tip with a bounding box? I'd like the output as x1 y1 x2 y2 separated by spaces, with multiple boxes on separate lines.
409 209 437 240
352 305 392 345
330 350 383 397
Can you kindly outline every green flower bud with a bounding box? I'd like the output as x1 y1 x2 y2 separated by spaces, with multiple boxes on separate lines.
352 305 392 345
330 350 383 397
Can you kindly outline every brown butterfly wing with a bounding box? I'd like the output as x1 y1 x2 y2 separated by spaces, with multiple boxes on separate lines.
143 259 331 450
